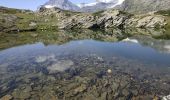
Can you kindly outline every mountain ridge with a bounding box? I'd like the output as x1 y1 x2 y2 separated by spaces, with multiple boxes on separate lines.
117 0 170 13
42 0 124 12
42 0 170 13
43 0 80 11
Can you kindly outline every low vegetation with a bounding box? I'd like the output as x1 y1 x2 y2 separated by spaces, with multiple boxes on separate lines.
0 7 60 32
155 9 170 30
0 6 170 33
156 9 170 16
92 10 104 17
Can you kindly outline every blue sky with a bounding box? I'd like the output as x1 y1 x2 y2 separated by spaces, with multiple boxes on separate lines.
0 0 96 11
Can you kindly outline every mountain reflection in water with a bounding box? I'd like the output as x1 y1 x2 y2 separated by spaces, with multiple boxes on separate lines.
0 29 170 99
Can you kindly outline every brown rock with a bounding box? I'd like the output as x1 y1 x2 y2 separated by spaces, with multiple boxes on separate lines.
0 95 13 100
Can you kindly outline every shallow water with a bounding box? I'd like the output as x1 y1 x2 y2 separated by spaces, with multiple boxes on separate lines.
0 30 170 100
1 39 170 66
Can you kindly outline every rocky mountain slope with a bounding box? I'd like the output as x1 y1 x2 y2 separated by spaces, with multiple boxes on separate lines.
42 0 170 13
0 6 37 32
43 0 80 11
118 0 170 13
54 8 166 29
42 0 124 12
77 0 124 12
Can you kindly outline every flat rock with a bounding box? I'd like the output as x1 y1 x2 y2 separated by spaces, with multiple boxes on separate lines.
47 60 74 73
0 95 13 100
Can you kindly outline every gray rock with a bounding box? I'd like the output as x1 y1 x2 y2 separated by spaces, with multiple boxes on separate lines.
47 60 74 73
41 0 170 14
163 95 170 100
117 0 170 14
12 86 32 99
96 9 129 28
57 9 166 29
41 92 57 100
0 14 18 32
58 14 96 29
129 15 166 28
0 95 13 100
29 22 37 27
73 84 87 95
42 0 80 11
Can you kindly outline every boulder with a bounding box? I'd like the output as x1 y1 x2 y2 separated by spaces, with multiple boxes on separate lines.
163 95 170 100
58 14 96 29
124 14 166 28
12 86 32 99
57 9 166 29
96 9 130 28
47 60 74 73
29 22 37 27
0 95 13 100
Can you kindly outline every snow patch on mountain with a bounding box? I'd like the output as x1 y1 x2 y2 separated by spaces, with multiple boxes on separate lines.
44 5 55 8
77 3 98 8
43 0 80 11
98 0 116 3
76 0 125 9
42 0 125 12
108 0 125 8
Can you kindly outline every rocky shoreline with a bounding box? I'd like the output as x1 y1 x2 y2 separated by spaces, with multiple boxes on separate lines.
0 6 170 100
57 9 167 29
0 6 169 32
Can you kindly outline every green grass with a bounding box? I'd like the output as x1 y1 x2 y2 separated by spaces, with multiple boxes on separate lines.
0 6 62 31
156 10 170 16
62 10 81 17
15 13 36 29
0 6 31 14
155 10 170 29
92 10 104 17
164 16 170 30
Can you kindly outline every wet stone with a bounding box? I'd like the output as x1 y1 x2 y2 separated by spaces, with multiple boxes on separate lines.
163 95 170 100
12 86 32 99
47 60 74 73
40 92 57 100
0 95 13 100
122 89 130 96
131 89 139 96
73 84 87 96
0 35 170 99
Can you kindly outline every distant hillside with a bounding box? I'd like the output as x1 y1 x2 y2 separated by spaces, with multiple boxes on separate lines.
41 0 170 14
117 0 170 13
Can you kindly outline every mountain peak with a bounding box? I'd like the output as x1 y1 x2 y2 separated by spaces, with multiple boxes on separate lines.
42 0 125 12
41 0 170 13
43 0 80 11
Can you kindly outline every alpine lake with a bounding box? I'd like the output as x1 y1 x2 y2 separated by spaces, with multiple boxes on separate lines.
0 28 170 100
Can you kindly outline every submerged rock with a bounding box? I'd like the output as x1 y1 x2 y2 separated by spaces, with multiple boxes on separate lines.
40 92 57 100
73 84 87 95
35 54 56 63
163 95 170 100
47 60 74 73
0 95 13 100
12 86 32 99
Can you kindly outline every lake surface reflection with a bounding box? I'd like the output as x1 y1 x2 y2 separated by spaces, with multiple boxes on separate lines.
0 34 170 99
